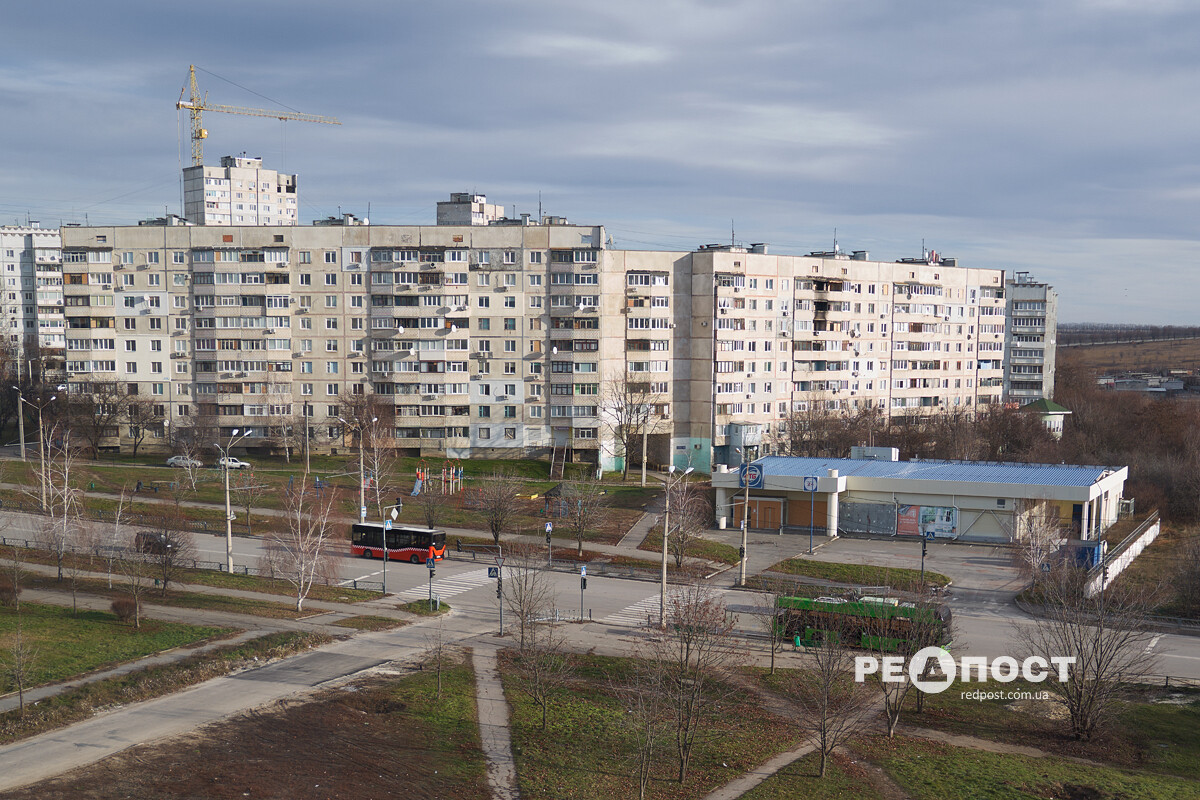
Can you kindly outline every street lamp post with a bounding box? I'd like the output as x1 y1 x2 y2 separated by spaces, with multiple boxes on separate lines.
216 427 252 573
338 415 378 524
736 447 752 586
657 465 693 628
10 386 25 460
16 390 58 511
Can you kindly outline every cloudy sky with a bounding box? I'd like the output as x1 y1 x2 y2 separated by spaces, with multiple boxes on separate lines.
2 1 1197 323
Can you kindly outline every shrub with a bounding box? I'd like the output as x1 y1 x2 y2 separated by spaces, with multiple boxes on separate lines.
111 595 140 624
0 574 18 607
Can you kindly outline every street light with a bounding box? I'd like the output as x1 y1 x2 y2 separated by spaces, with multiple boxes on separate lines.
657 464 693 628
338 415 378 523
16 391 57 511
735 446 751 587
10 386 25 460
215 427 252 573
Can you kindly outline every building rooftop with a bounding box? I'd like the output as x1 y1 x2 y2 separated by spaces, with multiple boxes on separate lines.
1020 399 1071 414
751 455 1119 487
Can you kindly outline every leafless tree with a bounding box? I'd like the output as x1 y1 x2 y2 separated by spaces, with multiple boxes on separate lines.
36 427 83 583
117 529 151 629
1013 500 1066 582
642 582 740 783
1 619 38 718
510 623 573 731
561 479 609 557
754 589 787 675
266 476 340 611
502 543 555 651
147 527 197 598
362 417 399 523
598 370 668 481
60 380 130 456
1018 564 1156 740
1 545 22 610
788 621 875 777
229 468 269 536
480 470 523 547
169 440 208 494
125 397 160 458
613 663 669 800
1173 534 1200 618
415 484 444 530
864 597 952 732
666 478 711 569
422 618 455 700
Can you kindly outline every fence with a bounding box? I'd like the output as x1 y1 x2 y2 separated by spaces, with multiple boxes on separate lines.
446 544 698 583
0 497 216 534
1084 511 1161 598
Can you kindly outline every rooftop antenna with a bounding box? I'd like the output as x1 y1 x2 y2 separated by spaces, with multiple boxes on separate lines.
731 219 735 247
922 237 927 260
538 192 543 223
833 228 839 254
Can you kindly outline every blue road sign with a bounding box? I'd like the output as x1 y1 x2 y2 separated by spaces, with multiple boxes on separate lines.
739 463 764 490
427 558 435 569
488 566 499 578
384 519 393 531
924 530 937 541
802 476 818 493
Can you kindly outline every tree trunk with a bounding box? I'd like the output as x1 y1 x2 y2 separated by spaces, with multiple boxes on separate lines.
818 748 827 778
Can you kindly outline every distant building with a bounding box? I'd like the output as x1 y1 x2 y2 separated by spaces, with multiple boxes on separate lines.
0 224 65 376
1021 398 1071 439
1004 271 1057 403
435 193 505 226
182 156 298 226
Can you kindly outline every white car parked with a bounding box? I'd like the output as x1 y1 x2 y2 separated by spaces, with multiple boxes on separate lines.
166 455 203 468
218 457 252 470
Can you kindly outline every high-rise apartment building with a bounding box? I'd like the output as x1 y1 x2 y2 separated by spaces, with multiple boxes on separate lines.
182 156 298 226
0 224 65 374
59 197 1011 471
1003 271 1057 403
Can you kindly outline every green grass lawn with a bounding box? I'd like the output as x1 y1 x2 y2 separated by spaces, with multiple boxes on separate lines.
857 735 1200 800
501 652 800 800
0 602 231 692
22 574 310 620
395 599 451 616
638 528 742 565
741 751 884 800
767 557 951 591
330 614 410 631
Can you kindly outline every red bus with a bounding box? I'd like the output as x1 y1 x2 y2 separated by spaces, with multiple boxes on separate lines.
350 523 446 564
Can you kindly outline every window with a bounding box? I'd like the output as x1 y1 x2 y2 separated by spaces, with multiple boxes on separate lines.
325 274 337 286
324 252 337 264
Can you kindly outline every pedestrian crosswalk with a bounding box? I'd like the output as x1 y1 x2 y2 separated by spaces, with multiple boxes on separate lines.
602 593 668 627
396 567 494 602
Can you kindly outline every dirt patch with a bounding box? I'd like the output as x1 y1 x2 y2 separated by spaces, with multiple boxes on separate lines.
0 673 489 800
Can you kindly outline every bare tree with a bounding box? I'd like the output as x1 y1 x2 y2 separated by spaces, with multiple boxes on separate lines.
422 618 455 700
229 468 269 536
510 623 573 731
755 589 787 675
1173 535 1200 618
125 397 160 458
1013 500 1066 581
561 479 609 557
642 582 740 783
415 483 444 530
1019 564 1156 740
146 526 197 598
598 370 668 482
0 620 38 718
266 476 340 611
36 427 83 583
864 597 952 733
788 621 875 777
60 380 130 457
169 440 208 494
666 478 711 569
502 543 555 650
479 470 523 547
362 416 398 523
116 532 150 629
614 663 669 800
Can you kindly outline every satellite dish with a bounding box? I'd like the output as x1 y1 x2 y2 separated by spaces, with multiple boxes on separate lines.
397 325 405 334
451 324 457 332
552 346 558 355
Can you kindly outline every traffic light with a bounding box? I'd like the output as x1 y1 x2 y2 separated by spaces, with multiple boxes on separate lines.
739 546 746 560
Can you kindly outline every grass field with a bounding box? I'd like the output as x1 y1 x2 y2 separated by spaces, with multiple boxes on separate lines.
1060 338 1200 375
0 602 231 692
0 657 489 800
857 735 1200 800
638 527 742 565
22 574 311 619
502 651 800 800
741 752 884 800
766 557 951 591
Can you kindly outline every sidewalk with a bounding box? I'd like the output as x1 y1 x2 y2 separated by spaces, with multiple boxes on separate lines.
472 646 520 800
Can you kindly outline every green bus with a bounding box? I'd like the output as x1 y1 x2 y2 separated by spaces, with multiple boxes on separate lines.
775 595 952 653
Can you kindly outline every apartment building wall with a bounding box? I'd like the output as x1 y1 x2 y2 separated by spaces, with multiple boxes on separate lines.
1004 272 1058 403
59 220 1009 469
182 156 299 226
0 224 65 373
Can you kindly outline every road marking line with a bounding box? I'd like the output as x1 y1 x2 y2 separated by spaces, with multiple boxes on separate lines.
1145 634 1163 655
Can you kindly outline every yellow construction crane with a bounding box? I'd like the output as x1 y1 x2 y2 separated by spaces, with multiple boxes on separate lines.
176 65 340 166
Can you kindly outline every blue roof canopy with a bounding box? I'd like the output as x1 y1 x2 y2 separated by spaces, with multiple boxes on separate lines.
750 456 1117 488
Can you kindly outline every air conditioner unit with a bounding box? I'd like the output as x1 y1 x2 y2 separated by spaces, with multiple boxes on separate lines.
781 310 789 317
292 352 302 358
719 308 727 315
733 287 741 292
114 264 125 270
264 329 274 334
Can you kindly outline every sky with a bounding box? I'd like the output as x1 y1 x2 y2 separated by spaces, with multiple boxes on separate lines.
2 1 1198 323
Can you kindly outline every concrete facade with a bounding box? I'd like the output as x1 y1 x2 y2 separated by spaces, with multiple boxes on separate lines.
712 455 1128 543
182 156 298 227
1004 271 1057 403
0 224 65 373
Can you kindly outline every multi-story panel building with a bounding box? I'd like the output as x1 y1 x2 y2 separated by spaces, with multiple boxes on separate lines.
59 197 1012 472
1003 271 1057 404
0 224 65 375
182 156 299 226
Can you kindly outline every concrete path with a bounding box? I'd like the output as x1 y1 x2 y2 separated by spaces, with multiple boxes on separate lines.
699 742 817 800
0 628 266 715
617 510 658 549
472 646 521 800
